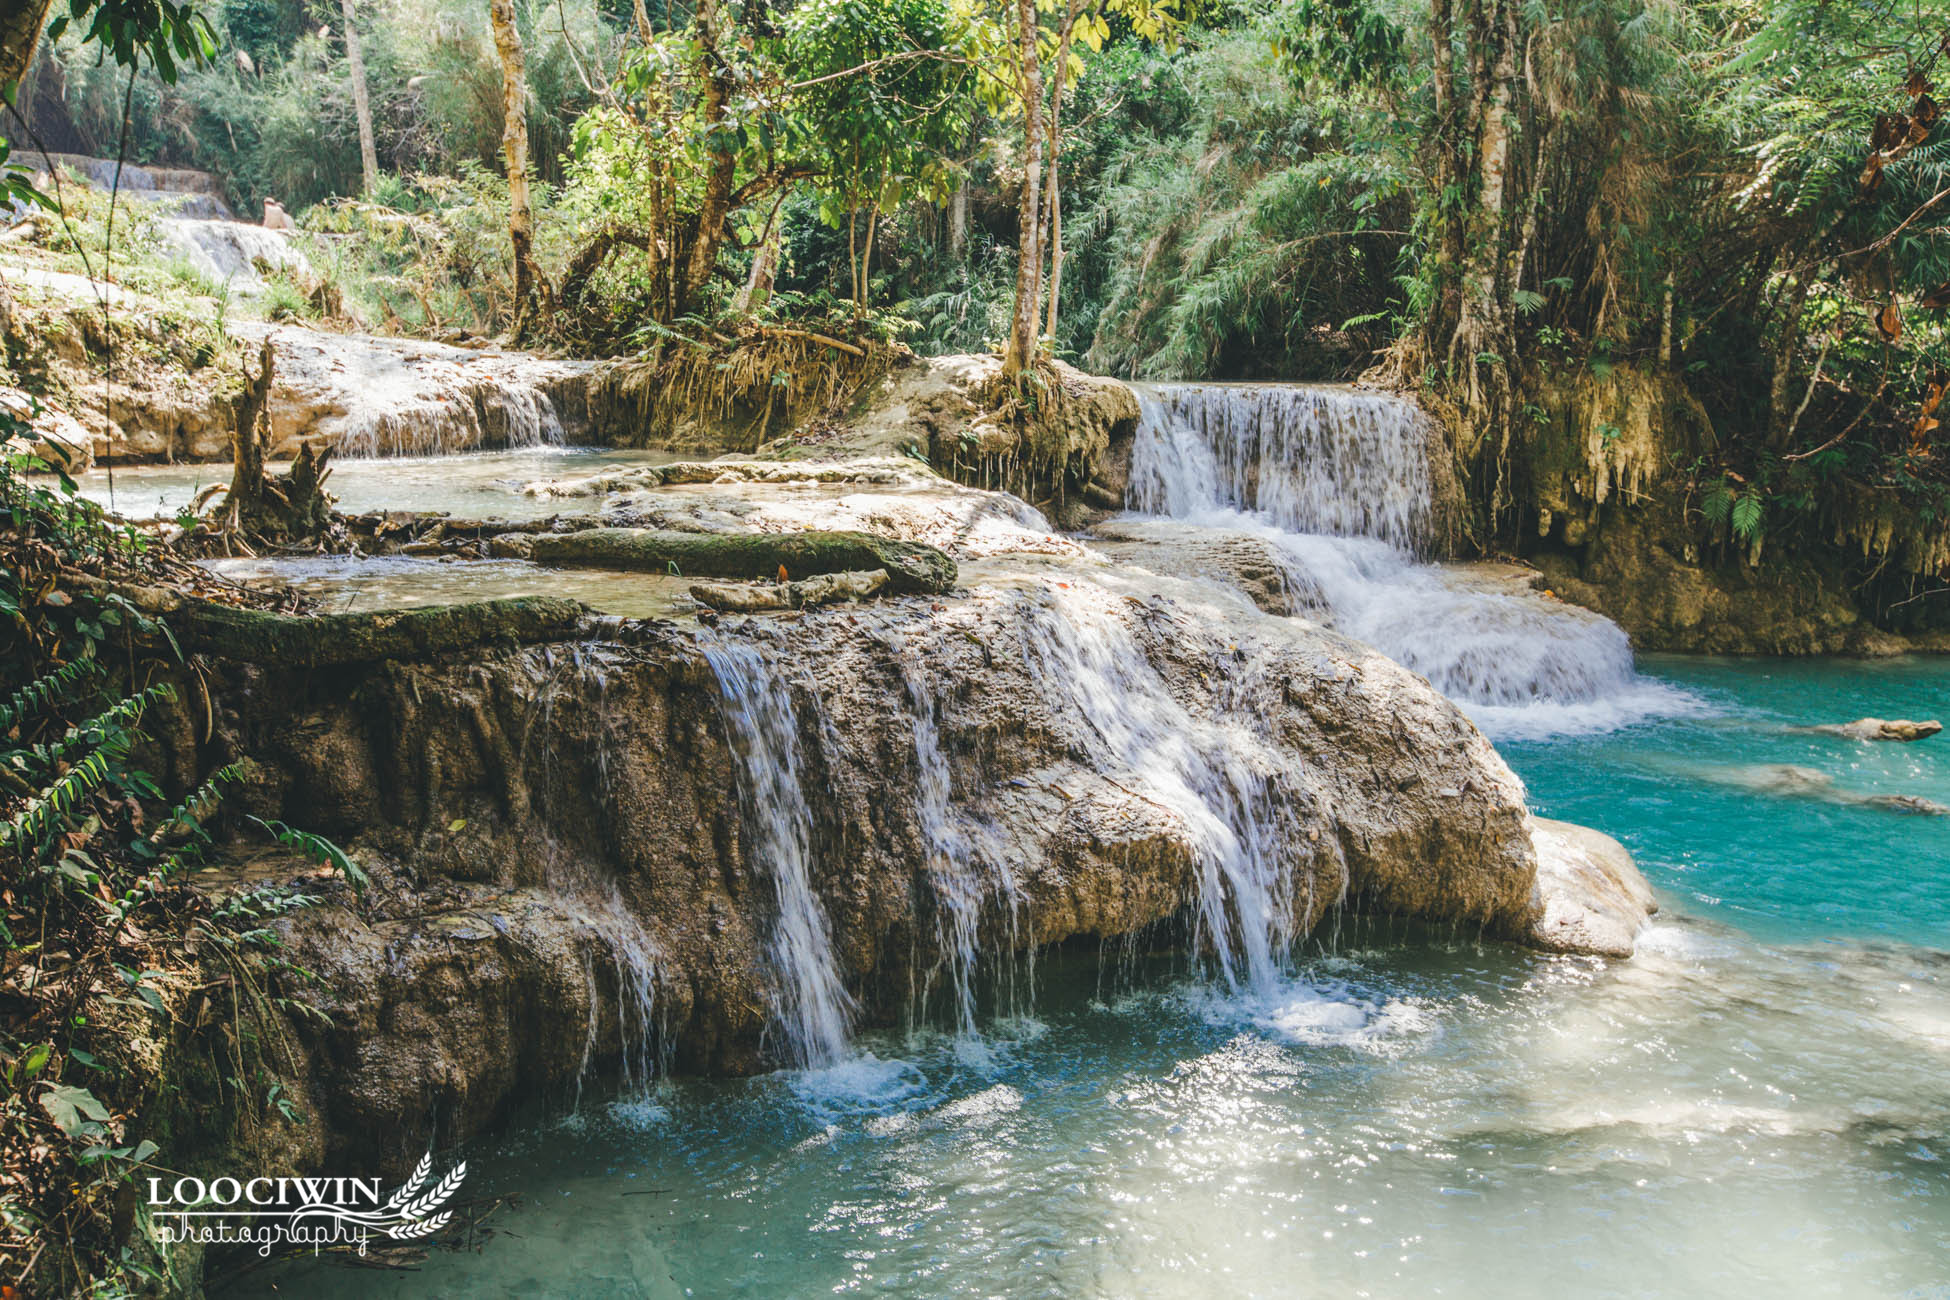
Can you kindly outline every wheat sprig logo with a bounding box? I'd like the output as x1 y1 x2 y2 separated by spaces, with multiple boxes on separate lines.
380 1152 468 1239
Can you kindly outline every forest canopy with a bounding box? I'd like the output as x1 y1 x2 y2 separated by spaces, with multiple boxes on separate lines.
5 0 1950 565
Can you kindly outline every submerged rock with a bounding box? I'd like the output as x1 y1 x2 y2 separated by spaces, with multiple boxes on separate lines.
1702 763 1949 815
1814 717 1943 742
1527 818 1658 958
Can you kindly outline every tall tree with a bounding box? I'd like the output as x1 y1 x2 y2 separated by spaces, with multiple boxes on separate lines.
338 0 379 196
489 0 546 337
0 1 55 94
1001 0 1045 380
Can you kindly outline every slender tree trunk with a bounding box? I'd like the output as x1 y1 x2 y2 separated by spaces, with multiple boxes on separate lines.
339 0 379 195
490 0 545 338
1003 0 1045 380
734 197 785 315
1768 275 1809 445
947 180 968 260
859 208 877 308
1042 0 1083 342
848 209 860 306
682 0 737 317
1659 267 1675 366
0 0 54 95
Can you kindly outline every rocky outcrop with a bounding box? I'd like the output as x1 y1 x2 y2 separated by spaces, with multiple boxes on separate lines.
0 288 603 465
163 543 1615 1175
1527 817 1657 958
847 354 1140 528
1813 717 1942 742
1492 365 1950 653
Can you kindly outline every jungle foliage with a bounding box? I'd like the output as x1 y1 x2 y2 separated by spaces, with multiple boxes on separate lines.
10 0 1950 571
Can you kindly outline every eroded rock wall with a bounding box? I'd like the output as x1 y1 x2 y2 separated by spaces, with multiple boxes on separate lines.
184 567 1542 1174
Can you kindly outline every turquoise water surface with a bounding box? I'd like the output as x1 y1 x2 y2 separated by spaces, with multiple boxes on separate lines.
1505 654 1950 947
250 656 1950 1299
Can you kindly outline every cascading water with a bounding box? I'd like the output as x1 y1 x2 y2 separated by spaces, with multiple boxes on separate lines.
1128 383 1692 737
1018 586 1313 995
702 640 856 1068
894 654 1023 1036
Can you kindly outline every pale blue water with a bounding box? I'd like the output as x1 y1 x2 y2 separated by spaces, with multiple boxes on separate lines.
247 657 1950 1299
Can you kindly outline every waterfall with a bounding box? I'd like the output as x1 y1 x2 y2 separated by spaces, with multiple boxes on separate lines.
702 641 855 1067
1128 384 1691 738
569 886 663 1103
1129 384 1432 549
154 218 310 294
1019 586 1310 994
896 655 1022 1035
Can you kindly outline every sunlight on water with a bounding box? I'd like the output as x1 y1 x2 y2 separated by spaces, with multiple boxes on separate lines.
65 446 678 522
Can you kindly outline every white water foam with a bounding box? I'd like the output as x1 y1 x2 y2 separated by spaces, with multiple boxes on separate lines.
1019 585 1317 994
1128 384 1698 738
702 640 856 1068
895 650 1025 1036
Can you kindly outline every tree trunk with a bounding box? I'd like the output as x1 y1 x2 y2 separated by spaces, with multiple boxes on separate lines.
1042 0 1083 342
947 180 968 260
0 0 54 95
1659 267 1675 366
857 208 877 309
1768 275 1809 445
489 0 546 339
225 342 275 533
1002 0 1045 381
681 0 737 317
339 0 379 195
734 198 784 315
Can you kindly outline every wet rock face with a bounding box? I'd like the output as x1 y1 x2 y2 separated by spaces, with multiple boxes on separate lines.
1527 818 1657 958
201 563 1548 1173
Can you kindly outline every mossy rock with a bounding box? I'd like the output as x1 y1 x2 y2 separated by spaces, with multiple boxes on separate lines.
523 528 956 594
171 596 584 666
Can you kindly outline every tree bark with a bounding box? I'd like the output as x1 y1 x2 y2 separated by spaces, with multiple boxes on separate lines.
0 0 54 95
225 342 275 534
489 0 546 339
681 0 737 317
1043 0 1084 342
947 180 968 260
1002 0 1045 381
733 198 784 315
1768 274 1809 445
339 0 379 195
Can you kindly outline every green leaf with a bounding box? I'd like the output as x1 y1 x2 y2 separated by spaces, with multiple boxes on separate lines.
1731 492 1764 540
42 1083 111 1137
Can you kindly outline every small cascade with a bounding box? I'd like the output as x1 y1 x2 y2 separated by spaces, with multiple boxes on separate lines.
154 217 310 294
1130 384 1433 549
258 328 580 460
1020 586 1308 993
896 655 1023 1035
702 640 855 1068
568 886 663 1102
1129 384 1689 737
331 385 567 459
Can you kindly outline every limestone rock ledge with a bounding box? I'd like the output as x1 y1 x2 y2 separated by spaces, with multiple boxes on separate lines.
159 559 1630 1177
1526 816 1658 958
